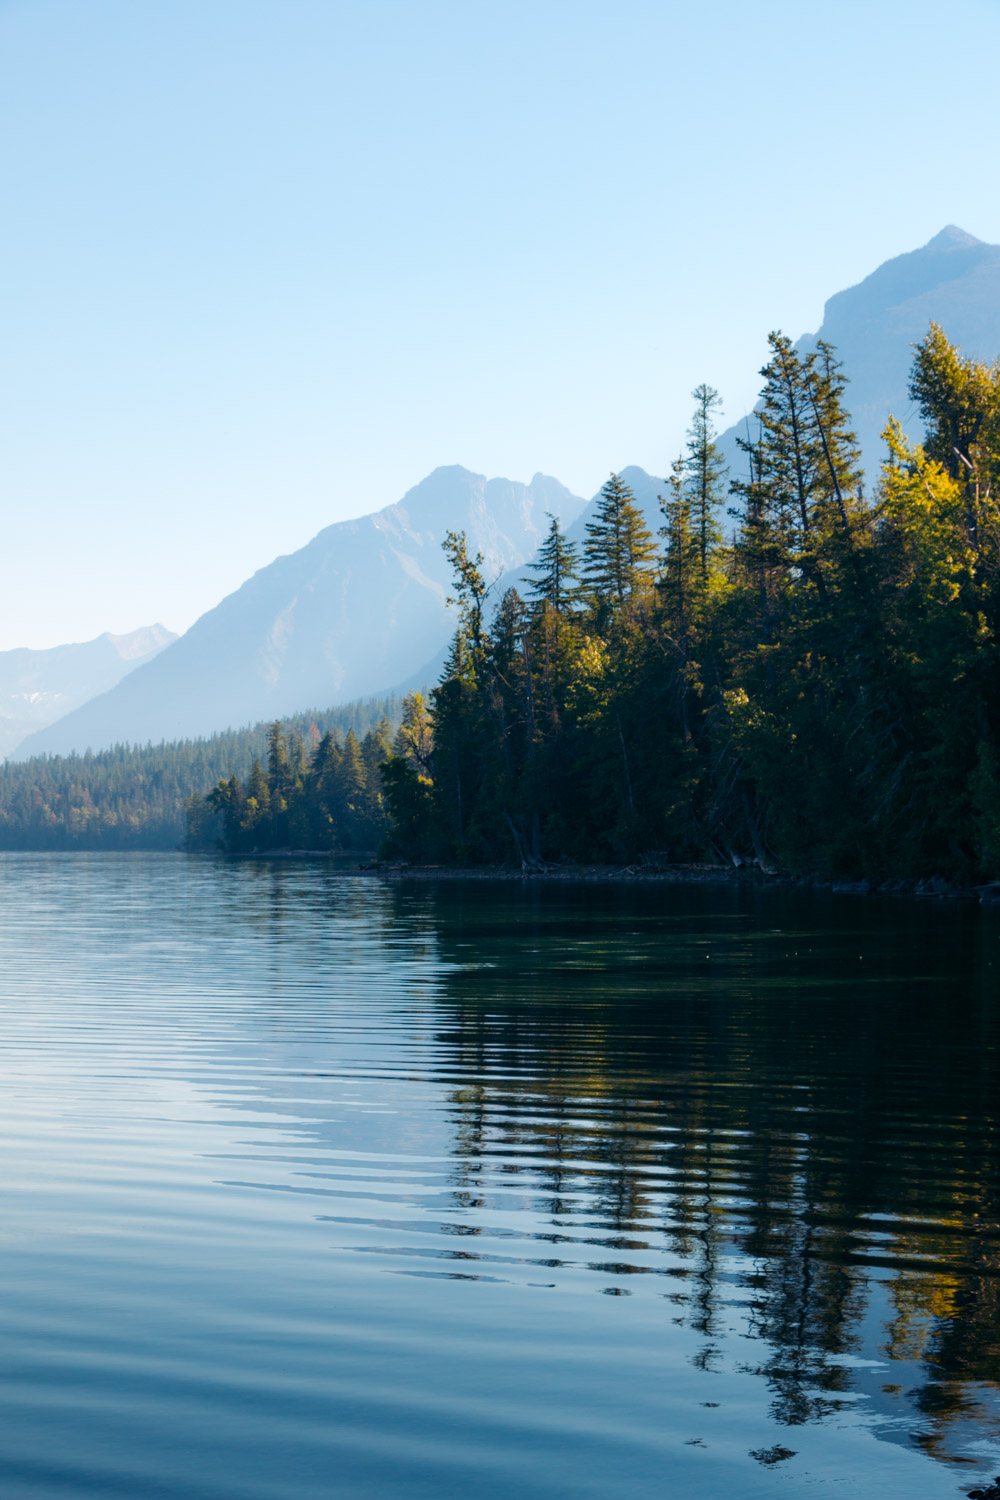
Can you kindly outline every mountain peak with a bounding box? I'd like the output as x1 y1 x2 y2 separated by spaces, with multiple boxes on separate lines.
713 223 1000 493
105 624 178 661
17 468 587 757
924 225 984 252
0 624 179 759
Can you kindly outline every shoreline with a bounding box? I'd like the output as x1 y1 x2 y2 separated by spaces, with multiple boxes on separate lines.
378 860 750 885
226 851 1000 903
378 862 1000 901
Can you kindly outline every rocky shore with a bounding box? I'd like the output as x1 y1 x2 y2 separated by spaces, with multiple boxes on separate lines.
371 860 1000 903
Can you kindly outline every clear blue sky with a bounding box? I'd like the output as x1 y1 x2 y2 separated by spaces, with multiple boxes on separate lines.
3 0 1000 649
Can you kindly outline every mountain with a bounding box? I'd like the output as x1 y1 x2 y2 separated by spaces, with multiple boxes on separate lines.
0 626 177 760
717 225 1000 482
521 233 1000 582
17 468 583 758
19 229 998 758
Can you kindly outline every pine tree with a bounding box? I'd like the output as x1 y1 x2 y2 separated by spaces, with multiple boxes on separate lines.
523 513 579 612
0 696 403 854
736 334 820 577
733 334 864 584
184 790 218 851
336 729 367 846
487 585 528 794
428 532 495 858
682 385 728 583
307 731 341 848
582 474 657 611
908 323 1000 557
243 758 271 846
442 530 489 667
908 322 1000 482
393 691 433 771
266 723 289 799
659 458 702 662
206 773 245 852
266 723 291 845
287 730 307 784
361 720 393 837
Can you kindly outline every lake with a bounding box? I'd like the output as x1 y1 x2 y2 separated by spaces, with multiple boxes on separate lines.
0 853 997 1498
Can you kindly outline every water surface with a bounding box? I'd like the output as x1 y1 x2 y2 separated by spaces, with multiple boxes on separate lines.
1 853 998 1498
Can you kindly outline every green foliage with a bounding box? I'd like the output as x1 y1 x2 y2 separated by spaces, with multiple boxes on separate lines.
682 383 728 582
13 325 1000 886
581 473 657 612
522 513 580 612
908 322 1000 482
380 755 435 860
0 695 403 851
197 711 397 855
389 331 1000 884
392 691 433 771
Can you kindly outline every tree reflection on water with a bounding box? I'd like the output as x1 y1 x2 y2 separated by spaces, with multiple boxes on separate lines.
406 880 1000 1468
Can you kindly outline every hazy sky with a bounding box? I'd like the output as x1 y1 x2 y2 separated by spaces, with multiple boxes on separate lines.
3 0 1000 649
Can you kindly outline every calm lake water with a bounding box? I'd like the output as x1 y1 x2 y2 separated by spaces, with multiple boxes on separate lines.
1 854 998 1499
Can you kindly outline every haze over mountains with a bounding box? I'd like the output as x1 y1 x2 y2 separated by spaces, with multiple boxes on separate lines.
0 627 176 760
716 225 1000 478
17 472 582 758
14 226 1000 761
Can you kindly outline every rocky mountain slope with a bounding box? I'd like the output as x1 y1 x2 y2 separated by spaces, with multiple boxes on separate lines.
18 469 582 757
717 225 1000 481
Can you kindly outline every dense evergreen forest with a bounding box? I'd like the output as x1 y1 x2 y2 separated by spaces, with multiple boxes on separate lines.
185 714 396 854
18 321 1000 882
371 326 1000 883
0 697 402 851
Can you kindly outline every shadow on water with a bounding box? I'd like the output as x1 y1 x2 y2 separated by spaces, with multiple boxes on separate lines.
379 879 1000 1468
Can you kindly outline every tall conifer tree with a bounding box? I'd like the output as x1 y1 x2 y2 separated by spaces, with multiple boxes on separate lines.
682 384 728 582
582 474 657 608
523 514 579 613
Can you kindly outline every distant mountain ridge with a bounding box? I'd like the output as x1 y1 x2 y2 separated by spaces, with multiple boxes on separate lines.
717 224 1000 481
17 469 583 758
0 692 403 850
18 226 1000 759
0 625 176 760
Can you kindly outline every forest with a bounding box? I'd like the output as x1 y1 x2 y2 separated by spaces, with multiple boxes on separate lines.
186 714 395 854
13 322 1000 884
368 324 1000 883
0 696 401 851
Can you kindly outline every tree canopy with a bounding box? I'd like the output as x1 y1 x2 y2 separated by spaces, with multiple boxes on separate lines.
377 328 1000 885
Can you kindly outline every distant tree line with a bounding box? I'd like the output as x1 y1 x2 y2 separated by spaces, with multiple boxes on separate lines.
0 696 403 851
10 323 998 881
379 326 1000 883
188 716 394 854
